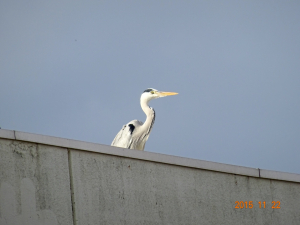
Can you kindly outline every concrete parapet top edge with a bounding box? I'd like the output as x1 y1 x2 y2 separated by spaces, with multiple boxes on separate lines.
0 129 299 183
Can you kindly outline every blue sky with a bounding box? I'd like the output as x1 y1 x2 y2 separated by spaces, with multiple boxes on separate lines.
1 1 299 174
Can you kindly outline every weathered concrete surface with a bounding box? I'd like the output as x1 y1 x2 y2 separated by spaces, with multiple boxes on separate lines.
0 139 73 225
0 129 300 225
70 149 300 225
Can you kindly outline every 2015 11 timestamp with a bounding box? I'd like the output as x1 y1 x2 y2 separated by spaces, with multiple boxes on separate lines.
235 201 280 209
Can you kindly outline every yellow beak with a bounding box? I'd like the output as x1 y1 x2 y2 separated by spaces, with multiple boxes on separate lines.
157 91 178 97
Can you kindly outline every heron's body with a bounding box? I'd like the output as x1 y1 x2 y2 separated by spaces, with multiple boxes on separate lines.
111 88 177 151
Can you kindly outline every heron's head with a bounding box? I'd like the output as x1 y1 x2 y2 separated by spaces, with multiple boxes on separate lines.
141 88 178 103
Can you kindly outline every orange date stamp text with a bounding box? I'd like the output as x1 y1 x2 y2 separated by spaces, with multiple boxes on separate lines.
235 201 280 209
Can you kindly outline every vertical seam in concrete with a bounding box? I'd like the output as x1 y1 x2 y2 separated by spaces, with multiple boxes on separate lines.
68 149 77 225
13 130 16 139
258 168 261 177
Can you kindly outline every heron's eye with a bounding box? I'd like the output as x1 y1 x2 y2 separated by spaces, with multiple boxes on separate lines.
151 91 154 94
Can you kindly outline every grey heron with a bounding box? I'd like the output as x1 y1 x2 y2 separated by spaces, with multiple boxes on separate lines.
111 88 178 150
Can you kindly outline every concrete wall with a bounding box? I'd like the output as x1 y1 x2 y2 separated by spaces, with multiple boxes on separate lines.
0 129 299 225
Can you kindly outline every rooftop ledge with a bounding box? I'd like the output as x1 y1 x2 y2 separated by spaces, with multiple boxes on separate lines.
0 129 299 183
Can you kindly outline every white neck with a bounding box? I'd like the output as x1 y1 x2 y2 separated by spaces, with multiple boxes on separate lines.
140 96 155 133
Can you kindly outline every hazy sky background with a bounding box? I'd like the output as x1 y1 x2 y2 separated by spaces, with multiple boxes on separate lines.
1 1 299 174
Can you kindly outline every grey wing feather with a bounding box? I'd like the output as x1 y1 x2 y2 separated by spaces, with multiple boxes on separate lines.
111 120 143 149
111 125 132 148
